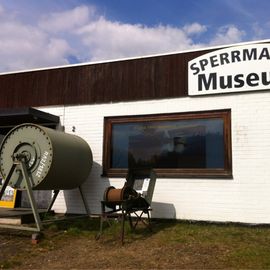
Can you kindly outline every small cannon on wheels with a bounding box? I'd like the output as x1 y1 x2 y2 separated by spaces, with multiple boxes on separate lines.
0 123 93 233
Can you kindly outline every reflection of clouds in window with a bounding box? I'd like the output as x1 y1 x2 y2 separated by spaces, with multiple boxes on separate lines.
111 117 225 169
204 119 223 135
173 137 187 154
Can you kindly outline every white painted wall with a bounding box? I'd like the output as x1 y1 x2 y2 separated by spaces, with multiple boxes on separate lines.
39 90 270 224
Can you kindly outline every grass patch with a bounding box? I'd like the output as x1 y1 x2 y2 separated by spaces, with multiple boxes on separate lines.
153 220 270 268
44 215 100 236
2 218 270 269
0 260 21 269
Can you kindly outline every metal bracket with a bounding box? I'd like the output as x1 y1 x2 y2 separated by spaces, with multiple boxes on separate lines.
78 185 91 216
46 190 60 213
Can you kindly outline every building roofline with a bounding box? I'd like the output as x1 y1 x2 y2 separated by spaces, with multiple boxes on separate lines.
1 39 270 76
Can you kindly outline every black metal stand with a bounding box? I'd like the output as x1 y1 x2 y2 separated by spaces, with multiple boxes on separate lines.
0 156 91 246
96 199 152 245
46 187 90 216
46 190 60 213
0 161 42 232
1 181 91 233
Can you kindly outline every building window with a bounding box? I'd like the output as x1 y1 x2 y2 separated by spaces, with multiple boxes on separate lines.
103 109 232 178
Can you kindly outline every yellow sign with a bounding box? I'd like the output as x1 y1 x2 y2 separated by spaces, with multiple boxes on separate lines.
0 179 17 208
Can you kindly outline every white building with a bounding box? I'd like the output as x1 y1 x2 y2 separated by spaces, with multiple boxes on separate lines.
1 40 270 224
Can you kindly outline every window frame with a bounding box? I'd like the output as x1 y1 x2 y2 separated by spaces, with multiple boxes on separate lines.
102 109 232 178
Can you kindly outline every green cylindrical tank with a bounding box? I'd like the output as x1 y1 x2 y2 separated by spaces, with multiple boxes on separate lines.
0 124 93 190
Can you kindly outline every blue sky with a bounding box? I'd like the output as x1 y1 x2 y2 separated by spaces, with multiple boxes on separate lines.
0 0 269 72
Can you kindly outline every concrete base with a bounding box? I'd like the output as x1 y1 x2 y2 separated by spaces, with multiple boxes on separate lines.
0 208 47 225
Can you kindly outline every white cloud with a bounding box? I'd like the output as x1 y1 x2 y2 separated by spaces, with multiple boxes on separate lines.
251 23 266 40
0 4 250 73
183 23 207 35
209 25 245 46
0 20 72 72
38 5 94 33
75 18 197 61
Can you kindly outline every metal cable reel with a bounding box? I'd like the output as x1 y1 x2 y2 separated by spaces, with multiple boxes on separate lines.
0 123 93 232
103 185 138 209
97 169 156 244
0 124 92 190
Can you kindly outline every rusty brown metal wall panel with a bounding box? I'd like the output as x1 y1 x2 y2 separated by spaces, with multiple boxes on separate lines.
0 50 209 109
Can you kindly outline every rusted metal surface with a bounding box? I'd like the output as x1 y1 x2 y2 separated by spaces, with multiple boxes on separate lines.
104 186 137 202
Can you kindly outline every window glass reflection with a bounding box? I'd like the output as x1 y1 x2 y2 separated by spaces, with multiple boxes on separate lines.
111 118 224 169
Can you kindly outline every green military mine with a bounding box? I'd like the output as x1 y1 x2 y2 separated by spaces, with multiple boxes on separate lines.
0 123 93 190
